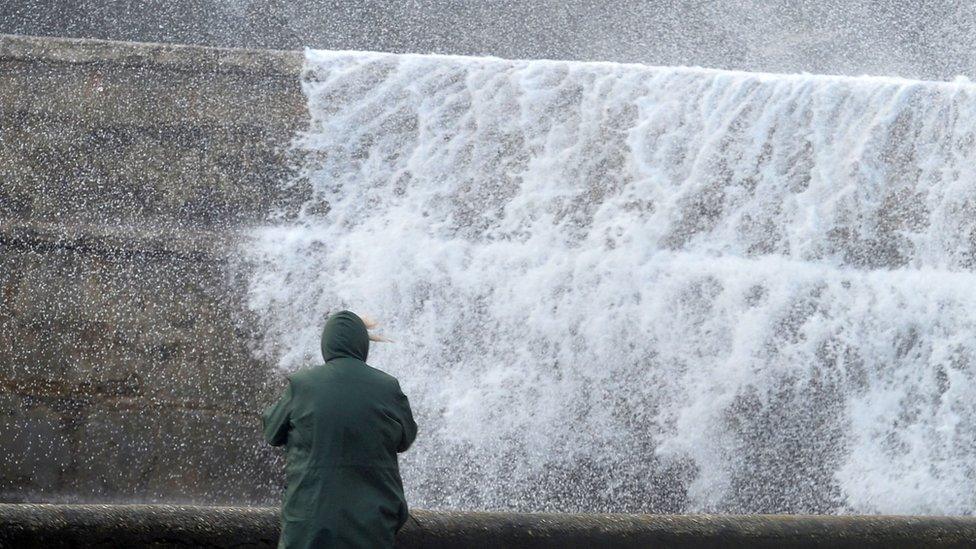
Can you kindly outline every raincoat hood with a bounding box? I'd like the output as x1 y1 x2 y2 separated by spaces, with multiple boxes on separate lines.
321 310 370 363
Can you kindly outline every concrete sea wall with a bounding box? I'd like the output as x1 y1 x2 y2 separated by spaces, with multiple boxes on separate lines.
3 504 976 548
0 33 305 504
3 32 976 548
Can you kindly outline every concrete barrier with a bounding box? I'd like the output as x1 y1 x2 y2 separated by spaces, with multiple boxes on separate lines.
0 33 305 505
3 33 976 548
3 504 976 548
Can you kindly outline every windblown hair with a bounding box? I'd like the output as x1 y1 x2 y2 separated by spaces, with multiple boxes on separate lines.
359 314 392 342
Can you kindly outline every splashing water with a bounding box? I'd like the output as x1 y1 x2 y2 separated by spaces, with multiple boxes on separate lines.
244 49 976 514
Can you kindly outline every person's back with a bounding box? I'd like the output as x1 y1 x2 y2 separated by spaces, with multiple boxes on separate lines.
263 311 417 549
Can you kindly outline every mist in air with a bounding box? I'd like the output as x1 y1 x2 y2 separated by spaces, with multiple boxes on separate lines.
7 0 976 515
3 0 976 81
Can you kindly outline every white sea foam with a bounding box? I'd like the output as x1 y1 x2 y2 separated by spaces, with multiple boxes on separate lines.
244 49 976 513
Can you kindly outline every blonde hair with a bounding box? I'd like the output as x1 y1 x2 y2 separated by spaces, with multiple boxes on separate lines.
359 314 392 342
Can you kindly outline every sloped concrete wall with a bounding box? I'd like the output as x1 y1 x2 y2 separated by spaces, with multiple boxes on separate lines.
0 34 305 504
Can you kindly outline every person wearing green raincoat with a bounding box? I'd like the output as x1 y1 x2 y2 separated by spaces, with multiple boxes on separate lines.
262 310 418 549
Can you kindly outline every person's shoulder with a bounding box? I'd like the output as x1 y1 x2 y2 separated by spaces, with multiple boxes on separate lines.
286 364 330 386
361 363 402 388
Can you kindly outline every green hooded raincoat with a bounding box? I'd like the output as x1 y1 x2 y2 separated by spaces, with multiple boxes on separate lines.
262 311 418 549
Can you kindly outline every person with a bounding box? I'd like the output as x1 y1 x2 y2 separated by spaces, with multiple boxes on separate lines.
262 310 418 549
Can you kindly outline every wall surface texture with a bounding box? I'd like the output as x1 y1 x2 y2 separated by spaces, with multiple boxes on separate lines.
0 33 306 504
5 504 976 548
4 33 976 549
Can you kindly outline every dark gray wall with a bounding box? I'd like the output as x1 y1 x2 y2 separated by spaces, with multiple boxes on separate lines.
5 504 976 548
2 1 976 81
0 34 305 504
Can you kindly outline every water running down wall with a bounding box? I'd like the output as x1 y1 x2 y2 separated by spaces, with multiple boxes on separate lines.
245 51 976 515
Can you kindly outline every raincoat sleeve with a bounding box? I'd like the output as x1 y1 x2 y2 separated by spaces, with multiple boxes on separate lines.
395 382 418 453
262 381 293 447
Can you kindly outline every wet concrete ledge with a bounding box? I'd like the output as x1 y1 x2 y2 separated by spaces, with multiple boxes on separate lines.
3 504 976 548
0 33 302 77
0 219 233 261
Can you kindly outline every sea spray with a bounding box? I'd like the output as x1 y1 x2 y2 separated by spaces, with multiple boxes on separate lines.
244 50 976 514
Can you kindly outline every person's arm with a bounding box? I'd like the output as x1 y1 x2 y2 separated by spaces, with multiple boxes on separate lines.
262 381 293 447
395 382 418 453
